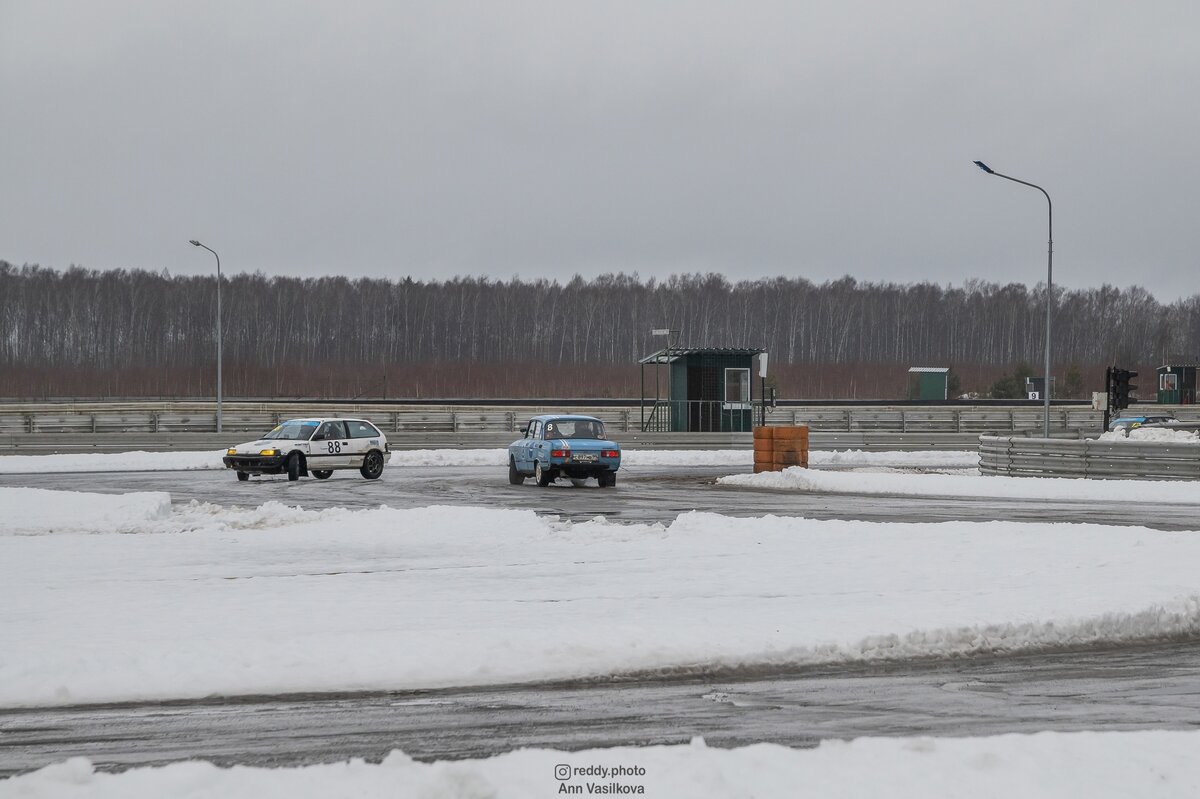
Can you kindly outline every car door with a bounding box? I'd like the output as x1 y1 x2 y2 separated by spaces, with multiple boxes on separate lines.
310 420 351 468
345 419 382 467
520 420 540 470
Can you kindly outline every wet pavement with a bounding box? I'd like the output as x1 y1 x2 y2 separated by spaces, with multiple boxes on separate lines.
4 641 1200 775
1 463 1194 529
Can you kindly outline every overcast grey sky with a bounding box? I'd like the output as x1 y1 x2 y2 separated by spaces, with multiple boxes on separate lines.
2 1 1197 299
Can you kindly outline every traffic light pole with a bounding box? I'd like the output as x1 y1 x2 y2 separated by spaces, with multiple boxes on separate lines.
1106 366 1139 431
1103 366 1112 432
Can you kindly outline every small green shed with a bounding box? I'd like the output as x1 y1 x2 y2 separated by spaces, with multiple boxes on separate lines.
640 347 766 432
907 367 949 401
1157 364 1197 404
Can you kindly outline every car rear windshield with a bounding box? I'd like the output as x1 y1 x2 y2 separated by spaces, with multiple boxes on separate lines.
544 419 605 439
263 421 319 440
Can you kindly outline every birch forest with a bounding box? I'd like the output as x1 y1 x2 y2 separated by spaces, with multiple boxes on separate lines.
2 262 1194 399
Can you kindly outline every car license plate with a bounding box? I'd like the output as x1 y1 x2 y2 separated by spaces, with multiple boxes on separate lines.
573 452 598 463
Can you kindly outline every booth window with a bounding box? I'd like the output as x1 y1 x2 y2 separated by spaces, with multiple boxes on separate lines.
1161 373 1179 391
725 368 750 403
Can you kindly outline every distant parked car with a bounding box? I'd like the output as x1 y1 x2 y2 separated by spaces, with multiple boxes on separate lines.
508 414 621 487
1107 414 1177 433
223 418 390 481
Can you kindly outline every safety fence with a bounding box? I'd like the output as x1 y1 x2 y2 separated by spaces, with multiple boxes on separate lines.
979 435 1200 481
0 400 1114 436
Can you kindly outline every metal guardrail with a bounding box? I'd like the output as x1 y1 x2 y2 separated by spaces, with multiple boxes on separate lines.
0 400 1114 436
979 435 1200 481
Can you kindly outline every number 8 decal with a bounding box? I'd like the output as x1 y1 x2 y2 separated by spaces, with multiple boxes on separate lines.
327 441 342 454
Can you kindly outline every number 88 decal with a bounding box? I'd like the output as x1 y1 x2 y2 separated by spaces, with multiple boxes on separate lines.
326 441 342 453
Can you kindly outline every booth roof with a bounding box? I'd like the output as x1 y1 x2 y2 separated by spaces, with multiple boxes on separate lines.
638 347 767 364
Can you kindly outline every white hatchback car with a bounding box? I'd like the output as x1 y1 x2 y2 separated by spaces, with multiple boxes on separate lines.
223 418 391 481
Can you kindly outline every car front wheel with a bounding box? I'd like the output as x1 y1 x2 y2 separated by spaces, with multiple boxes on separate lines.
286 452 303 481
535 461 553 487
360 450 384 480
236 471 249 482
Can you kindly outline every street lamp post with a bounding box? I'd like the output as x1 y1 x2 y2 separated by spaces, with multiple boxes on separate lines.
973 161 1054 438
189 239 223 434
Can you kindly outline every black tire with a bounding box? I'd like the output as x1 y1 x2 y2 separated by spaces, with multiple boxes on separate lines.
236 471 249 482
312 470 333 480
535 461 553 487
360 450 385 480
286 452 302 482
599 472 617 488
508 457 525 485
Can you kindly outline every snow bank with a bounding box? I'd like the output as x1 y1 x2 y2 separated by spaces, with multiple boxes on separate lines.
387 448 979 469
0 487 172 536
7 732 1200 799
4 494 1200 706
1096 427 1199 443
719 467 1200 503
0 448 979 473
0 450 225 474
810 449 978 468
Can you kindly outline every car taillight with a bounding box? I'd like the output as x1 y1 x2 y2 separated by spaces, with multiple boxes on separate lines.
602 450 619 458
551 449 568 458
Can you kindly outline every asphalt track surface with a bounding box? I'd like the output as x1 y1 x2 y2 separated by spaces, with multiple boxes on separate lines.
4 642 1200 776
1 461 1195 529
3 462 1199 776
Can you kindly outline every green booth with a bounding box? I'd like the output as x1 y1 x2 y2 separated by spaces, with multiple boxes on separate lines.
640 347 766 432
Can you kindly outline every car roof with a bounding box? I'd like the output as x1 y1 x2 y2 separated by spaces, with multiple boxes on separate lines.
527 414 603 423
276 418 377 425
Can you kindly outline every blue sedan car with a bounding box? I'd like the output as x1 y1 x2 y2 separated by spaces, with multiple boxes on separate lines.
508 414 621 487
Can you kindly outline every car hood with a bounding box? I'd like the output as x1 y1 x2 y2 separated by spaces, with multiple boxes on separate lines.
229 439 294 451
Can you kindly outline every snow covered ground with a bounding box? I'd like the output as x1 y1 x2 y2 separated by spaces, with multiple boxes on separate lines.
6 731 1200 798
3 485 1200 708
719 466 1200 503
5 448 1199 796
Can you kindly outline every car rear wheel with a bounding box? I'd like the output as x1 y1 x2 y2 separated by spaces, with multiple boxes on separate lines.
509 457 525 485
535 461 553 487
598 472 617 488
360 450 384 480
236 471 249 482
311 470 333 480
286 452 303 481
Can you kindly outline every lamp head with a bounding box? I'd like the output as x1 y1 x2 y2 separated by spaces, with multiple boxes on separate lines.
189 239 201 246
973 160 994 174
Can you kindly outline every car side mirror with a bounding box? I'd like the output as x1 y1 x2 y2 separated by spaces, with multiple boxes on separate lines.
519 426 528 435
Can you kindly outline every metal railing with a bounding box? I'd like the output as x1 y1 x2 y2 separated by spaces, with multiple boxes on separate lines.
979 434 1200 481
641 400 756 432
0 400 1117 437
